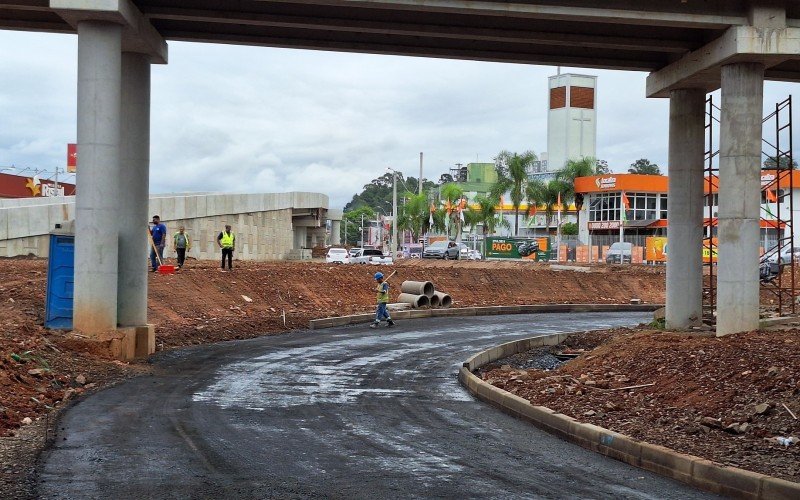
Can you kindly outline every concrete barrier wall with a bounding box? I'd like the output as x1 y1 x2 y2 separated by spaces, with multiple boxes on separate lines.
0 192 333 259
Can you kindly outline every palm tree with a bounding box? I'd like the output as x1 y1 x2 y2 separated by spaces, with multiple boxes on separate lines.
493 150 538 236
556 157 598 239
467 195 511 257
397 193 430 244
526 179 571 232
440 183 465 241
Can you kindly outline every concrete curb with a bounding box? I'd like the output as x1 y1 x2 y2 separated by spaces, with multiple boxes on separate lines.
759 316 800 329
308 303 662 330
459 332 800 499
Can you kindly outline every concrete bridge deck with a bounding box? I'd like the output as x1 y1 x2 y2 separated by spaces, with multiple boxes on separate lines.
2 1 800 84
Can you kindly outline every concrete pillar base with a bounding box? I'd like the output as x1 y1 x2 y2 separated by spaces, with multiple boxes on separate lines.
100 324 155 361
134 324 155 358
109 328 137 361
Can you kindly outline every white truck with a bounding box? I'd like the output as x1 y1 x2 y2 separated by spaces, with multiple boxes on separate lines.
350 248 394 265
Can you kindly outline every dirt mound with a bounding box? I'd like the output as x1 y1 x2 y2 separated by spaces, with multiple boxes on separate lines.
0 258 664 438
481 328 800 482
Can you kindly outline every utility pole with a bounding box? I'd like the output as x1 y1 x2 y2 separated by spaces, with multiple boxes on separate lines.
53 167 60 196
344 218 348 246
392 169 398 259
360 213 364 248
419 152 423 195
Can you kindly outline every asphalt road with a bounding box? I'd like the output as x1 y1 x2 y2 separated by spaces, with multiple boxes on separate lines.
38 312 717 499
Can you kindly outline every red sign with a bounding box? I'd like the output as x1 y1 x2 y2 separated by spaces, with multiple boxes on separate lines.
67 143 77 173
588 221 621 230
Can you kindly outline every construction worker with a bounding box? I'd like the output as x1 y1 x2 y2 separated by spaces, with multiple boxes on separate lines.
370 272 395 329
149 215 167 272
173 226 191 269
216 224 235 271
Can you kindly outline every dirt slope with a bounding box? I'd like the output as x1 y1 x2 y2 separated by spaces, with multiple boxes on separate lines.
481 328 800 482
0 258 664 438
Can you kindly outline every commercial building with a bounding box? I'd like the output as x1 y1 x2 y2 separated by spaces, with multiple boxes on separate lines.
573 171 800 258
0 172 75 198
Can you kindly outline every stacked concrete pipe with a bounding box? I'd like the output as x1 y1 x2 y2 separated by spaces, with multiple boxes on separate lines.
397 293 430 308
433 291 452 308
399 281 434 309
398 280 451 309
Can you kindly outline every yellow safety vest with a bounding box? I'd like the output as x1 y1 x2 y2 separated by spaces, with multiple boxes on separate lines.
220 231 235 248
376 283 389 303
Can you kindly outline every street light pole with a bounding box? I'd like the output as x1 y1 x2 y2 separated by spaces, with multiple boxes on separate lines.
360 214 364 248
392 169 398 260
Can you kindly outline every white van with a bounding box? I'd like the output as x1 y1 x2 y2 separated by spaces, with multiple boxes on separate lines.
605 242 633 264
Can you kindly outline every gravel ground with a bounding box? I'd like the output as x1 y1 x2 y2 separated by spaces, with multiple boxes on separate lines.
480 327 800 483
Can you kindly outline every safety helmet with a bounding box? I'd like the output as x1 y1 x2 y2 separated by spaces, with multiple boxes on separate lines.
374 272 384 280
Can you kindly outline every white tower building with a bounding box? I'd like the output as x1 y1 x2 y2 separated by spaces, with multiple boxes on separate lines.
546 73 597 172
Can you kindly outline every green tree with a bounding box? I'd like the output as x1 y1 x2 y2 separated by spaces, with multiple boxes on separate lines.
628 158 661 175
492 150 538 236
526 179 570 231
466 195 511 257
764 156 799 169
397 193 431 244
440 183 465 242
562 222 578 236
344 173 437 212
595 159 611 174
438 173 454 184
556 157 599 238
341 206 375 246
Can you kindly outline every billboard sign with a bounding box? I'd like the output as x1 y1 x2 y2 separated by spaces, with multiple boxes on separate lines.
67 143 77 173
645 237 668 262
486 236 551 260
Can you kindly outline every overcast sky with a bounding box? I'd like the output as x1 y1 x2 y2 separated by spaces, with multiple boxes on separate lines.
1 29 798 208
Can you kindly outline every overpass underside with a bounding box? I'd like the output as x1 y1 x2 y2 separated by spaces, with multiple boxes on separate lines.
2 0 800 343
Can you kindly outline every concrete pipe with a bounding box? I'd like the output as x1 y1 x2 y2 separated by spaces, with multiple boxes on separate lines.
429 294 441 308
398 293 430 308
400 280 435 298
433 291 452 308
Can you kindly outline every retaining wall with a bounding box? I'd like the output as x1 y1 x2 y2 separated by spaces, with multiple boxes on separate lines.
0 192 335 260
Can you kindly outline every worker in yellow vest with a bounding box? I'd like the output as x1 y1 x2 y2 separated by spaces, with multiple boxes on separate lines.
216 224 235 271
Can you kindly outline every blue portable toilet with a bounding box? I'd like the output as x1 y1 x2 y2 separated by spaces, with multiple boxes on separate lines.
45 222 75 329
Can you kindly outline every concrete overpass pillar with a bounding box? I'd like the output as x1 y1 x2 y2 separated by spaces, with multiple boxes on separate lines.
717 62 764 336
73 21 123 334
117 52 151 327
331 220 342 245
666 89 705 329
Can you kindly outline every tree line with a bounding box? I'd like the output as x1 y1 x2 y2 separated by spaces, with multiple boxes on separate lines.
340 156 665 247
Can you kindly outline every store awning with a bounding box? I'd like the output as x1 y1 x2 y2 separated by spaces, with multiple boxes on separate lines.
624 219 658 228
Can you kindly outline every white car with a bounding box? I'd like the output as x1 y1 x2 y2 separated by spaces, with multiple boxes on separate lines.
765 246 800 264
468 249 482 260
325 247 350 264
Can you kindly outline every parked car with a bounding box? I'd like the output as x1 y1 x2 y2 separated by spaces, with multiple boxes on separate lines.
348 247 362 258
351 248 393 265
422 241 469 259
764 246 800 264
605 242 633 264
467 249 482 260
325 247 350 264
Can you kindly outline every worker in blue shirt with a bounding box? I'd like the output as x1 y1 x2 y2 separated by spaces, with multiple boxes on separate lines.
149 215 167 272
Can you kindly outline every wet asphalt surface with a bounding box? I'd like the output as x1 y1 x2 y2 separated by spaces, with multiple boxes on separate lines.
37 312 717 499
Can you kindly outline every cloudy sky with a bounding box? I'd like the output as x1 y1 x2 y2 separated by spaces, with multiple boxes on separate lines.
1 29 798 208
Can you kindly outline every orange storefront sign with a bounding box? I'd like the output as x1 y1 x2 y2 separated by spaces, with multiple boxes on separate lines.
574 174 668 194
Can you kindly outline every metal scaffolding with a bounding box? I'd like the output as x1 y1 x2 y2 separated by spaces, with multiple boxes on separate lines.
703 96 796 319
760 96 796 316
